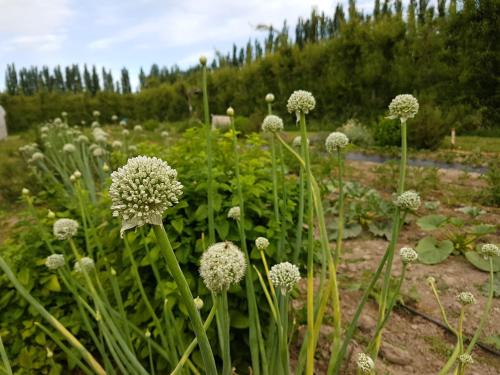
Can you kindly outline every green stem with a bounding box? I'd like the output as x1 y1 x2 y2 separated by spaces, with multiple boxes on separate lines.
278 291 290 375
278 140 288 259
230 116 267 375
293 165 305 264
152 225 217 375
216 292 232 375
271 136 281 231
299 112 315 375
0 255 106 375
202 62 215 244
370 119 407 360
171 302 217 375
429 281 458 336
335 149 344 266
466 257 494 354
0 335 12 375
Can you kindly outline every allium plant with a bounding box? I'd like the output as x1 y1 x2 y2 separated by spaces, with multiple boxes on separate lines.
110 155 217 374
227 107 267 374
200 242 246 375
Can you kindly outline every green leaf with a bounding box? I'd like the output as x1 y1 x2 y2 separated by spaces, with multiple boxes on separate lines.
171 219 184 234
467 224 496 236
17 268 31 286
45 275 61 292
464 252 500 272
416 237 454 264
194 204 207 221
215 220 229 239
416 215 448 231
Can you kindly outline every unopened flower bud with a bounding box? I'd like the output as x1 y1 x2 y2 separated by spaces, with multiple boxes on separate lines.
199 55 207 65
226 107 234 117
194 296 204 310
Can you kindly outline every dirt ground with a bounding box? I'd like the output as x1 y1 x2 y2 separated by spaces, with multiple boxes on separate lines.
289 161 499 374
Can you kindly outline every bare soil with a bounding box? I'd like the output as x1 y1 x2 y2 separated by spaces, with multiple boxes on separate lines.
289 161 499 374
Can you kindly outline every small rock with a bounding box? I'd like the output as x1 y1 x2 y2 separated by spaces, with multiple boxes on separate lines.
380 342 412 366
411 324 418 330
358 314 376 332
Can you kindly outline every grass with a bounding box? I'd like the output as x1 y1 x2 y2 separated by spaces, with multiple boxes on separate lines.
441 136 500 153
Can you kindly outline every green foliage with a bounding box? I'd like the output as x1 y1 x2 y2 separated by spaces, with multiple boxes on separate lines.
416 213 498 270
373 117 400 147
142 119 160 131
0 126 302 373
481 159 500 207
406 103 448 150
338 119 373 147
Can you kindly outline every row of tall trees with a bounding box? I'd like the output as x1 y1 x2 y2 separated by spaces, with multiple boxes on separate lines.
2 0 498 132
4 64 132 95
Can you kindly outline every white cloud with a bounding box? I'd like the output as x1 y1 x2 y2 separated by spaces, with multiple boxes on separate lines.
5 34 66 52
0 0 72 34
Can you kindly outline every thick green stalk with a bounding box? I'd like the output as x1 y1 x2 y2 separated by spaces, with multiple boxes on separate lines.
278 291 290 375
466 257 494 354
278 140 288 259
299 112 315 375
293 165 305 264
334 150 344 266
230 116 267 375
271 136 281 227
152 225 217 375
202 62 215 244
0 335 12 375
215 292 232 375
370 119 407 359
0 255 106 375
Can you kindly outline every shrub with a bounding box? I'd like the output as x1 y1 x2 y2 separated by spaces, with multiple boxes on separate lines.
338 118 373 146
143 119 160 131
407 103 448 150
373 117 401 147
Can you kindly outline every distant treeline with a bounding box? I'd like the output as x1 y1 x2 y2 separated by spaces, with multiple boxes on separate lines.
1 0 498 134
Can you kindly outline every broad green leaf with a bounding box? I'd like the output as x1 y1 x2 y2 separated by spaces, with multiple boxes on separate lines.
467 224 496 236
464 251 500 272
171 218 184 234
416 236 454 264
45 275 61 292
416 215 448 231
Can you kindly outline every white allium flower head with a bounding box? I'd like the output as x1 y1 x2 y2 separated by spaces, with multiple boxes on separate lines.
399 247 418 264
456 291 476 306
74 257 95 273
93 110 100 118
54 118 62 126
287 90 316 115
134 125 143 132
161 131 169 138
40 126 49 133
61 112 68 118
91 121 100 129
255 237 270 250
119 120 126 127
261 115 284 133
459 354 474 365
395 190 421 211
53 218 79 240
122 129 130 136
22 188 30 195
112 115 118 121
45 254 65 270
199 241 246 293
478 243 499 259
30 152 45 162
73 170 82 179
265 93 275 103
292 136 309 148
325 132 349 153
92 147 106 157
356 353 375 373
128 145 138 153
269 262 301 293
112 140 123 149
388 94 419 121
109 156 183 236
77 135 89 143
227 206 241 221
63 143 76 153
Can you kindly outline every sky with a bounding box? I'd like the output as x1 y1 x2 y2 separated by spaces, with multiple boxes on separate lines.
0 0 375 91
